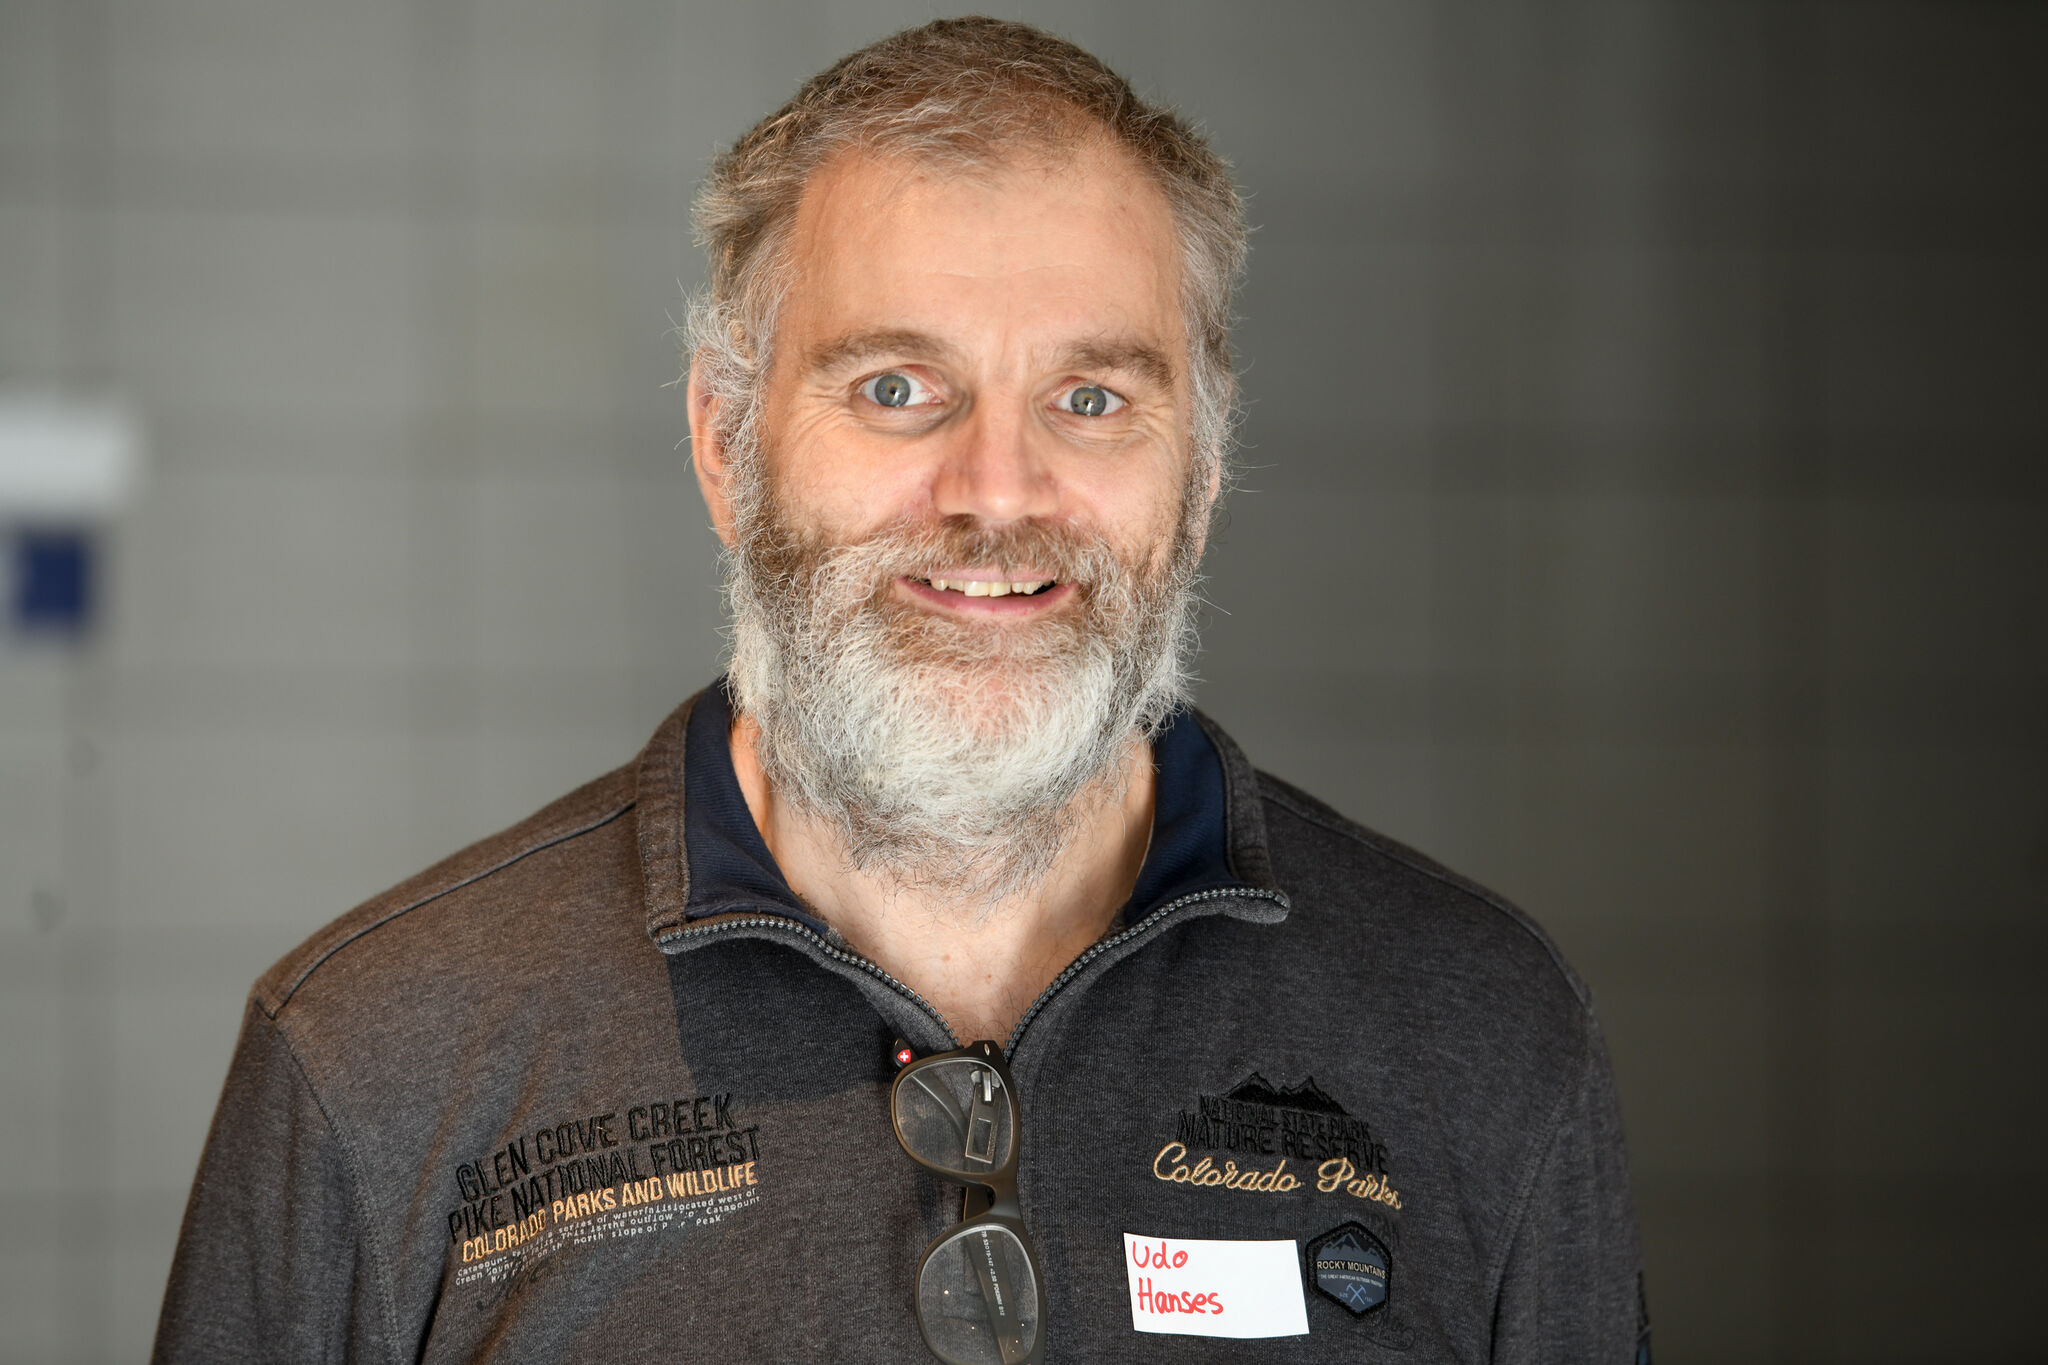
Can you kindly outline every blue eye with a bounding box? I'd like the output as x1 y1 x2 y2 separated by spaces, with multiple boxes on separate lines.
1065 384 1121 417
863 372 922 408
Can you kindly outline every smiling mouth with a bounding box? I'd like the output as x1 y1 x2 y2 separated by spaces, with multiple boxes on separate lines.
914 576 1058 599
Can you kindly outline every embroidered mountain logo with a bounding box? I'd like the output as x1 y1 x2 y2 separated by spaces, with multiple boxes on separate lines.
1180 1072 1388 1169
1151 1072 1402 1207
1306 1222 1391 1315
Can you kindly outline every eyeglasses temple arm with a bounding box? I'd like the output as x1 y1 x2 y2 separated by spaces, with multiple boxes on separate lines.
911 1071 972 1144
961 1227 1032 1365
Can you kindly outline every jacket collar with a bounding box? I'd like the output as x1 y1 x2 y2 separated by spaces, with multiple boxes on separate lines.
636 680 1286 949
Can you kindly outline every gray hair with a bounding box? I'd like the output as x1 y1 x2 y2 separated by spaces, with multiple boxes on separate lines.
684 16 1248 484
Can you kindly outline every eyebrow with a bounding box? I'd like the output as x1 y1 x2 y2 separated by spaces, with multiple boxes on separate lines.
1062 337 1177 392
803 328 964 375
802 328 1178 391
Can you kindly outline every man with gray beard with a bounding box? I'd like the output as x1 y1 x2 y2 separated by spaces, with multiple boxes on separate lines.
157 19 1647 1364
723 499 1199 908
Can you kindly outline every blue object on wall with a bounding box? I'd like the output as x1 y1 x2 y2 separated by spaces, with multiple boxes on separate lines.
11 527 94 634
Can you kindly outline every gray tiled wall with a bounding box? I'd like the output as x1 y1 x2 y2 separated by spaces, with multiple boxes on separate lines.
1 2 2041 1361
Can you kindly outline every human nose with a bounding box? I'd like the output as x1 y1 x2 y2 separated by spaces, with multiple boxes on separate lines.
929 399 1059 524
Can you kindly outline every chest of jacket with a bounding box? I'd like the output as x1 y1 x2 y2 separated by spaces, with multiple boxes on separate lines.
411 931 1471 1363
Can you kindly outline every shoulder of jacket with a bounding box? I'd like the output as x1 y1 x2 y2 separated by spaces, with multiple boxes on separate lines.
252 764 638 1018
1254 768 1594 1012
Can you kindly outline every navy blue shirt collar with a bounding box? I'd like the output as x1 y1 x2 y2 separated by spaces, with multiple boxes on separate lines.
679 679 1240 926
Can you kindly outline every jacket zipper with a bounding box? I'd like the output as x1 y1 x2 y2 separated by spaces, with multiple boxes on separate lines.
661 886 1286 1059
1004 886 1287 1054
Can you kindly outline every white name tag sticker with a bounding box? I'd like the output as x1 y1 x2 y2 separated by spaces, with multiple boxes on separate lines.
1123 1233 1309 1338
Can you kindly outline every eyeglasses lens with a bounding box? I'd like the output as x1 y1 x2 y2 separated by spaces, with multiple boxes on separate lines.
894 1059 1016 1176
917 1222 1042 1365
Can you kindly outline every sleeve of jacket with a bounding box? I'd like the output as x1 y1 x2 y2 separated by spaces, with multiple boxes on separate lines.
1490 1007 1649 1364
152 998 393 1365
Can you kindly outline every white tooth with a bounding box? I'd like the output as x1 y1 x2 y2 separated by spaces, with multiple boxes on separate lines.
930 578 950 592
987 581 1011 597
1013 580 1043 595
965 580 991 597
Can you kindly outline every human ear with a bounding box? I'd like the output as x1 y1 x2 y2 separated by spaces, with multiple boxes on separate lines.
687 357 738 549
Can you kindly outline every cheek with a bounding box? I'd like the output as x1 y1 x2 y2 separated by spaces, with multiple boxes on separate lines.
762 409 937 531
1066 451 1188 547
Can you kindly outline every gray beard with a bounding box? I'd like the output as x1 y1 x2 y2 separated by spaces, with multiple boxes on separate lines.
723 465 1203 911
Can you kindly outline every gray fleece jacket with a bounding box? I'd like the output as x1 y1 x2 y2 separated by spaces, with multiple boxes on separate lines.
154 682 1646 1363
